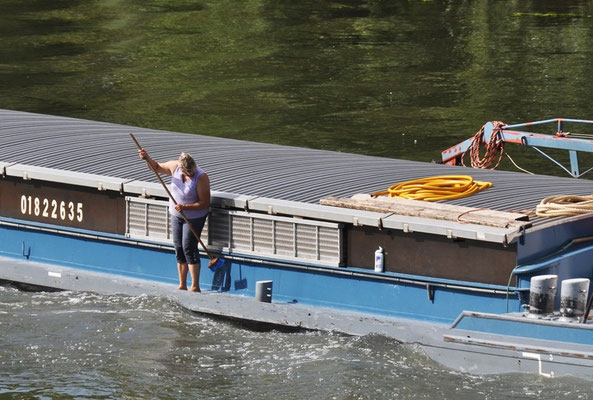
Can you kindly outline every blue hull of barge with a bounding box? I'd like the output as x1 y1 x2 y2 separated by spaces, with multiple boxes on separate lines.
5 216 593 381
0 216 517 325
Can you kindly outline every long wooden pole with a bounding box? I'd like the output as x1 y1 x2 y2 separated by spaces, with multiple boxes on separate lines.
130 133 219 265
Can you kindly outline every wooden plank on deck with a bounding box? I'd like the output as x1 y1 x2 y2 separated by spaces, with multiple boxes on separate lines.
320 194 531 229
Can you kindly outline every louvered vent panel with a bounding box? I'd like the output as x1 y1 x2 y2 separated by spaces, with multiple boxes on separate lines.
147 203 169 239
231 215 252 251
275 221 295 257
319 227 341 261
253 219 274 253
208 211 229 247
126 197 171 242
201 217 209 244
127 201 147 237
125 197 342 266
296 224 317 259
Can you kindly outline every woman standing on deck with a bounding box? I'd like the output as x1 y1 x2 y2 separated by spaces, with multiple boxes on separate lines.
138 149 211 292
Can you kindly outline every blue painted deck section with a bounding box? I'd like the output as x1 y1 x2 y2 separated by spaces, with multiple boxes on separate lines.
0 216 519 324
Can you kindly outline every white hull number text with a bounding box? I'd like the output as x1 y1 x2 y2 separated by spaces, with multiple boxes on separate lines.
20 195 83 222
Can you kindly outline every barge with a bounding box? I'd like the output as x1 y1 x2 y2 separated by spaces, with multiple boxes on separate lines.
2 109 593 379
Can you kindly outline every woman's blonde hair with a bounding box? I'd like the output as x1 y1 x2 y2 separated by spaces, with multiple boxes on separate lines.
178 152 197 174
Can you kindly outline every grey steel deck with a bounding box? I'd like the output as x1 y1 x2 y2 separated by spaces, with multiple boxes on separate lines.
1 108 593 219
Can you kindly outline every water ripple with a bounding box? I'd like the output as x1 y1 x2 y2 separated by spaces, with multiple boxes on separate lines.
2 286 593 399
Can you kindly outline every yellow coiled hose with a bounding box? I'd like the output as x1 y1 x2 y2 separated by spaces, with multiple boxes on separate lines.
371 175 492 202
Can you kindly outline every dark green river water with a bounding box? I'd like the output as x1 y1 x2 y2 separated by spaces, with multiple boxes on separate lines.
3 1 593 398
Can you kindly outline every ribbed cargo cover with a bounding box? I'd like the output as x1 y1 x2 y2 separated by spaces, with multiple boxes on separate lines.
1 109 593 232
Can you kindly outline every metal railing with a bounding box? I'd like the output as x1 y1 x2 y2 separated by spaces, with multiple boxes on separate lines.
442 118 593 178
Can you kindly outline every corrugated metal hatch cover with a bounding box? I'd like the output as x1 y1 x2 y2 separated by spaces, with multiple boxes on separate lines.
2 109 593 230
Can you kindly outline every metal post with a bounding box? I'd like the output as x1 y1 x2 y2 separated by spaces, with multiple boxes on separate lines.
569 150 580 177
255 280 273 303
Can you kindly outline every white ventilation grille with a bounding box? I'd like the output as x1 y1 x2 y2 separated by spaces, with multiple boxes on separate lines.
126 197 343 266
207 209 343 266
126 197 172 242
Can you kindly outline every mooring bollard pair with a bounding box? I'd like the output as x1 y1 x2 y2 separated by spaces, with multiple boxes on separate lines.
255 280 273 303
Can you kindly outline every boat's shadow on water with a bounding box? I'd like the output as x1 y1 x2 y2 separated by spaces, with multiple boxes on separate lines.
192 310 311 334
0 279 61 293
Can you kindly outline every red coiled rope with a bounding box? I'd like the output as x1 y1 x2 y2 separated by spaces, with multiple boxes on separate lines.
461 121 506 169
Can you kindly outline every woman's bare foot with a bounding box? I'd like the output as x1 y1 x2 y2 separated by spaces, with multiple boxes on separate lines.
188 286 201 293
178 285 187 290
